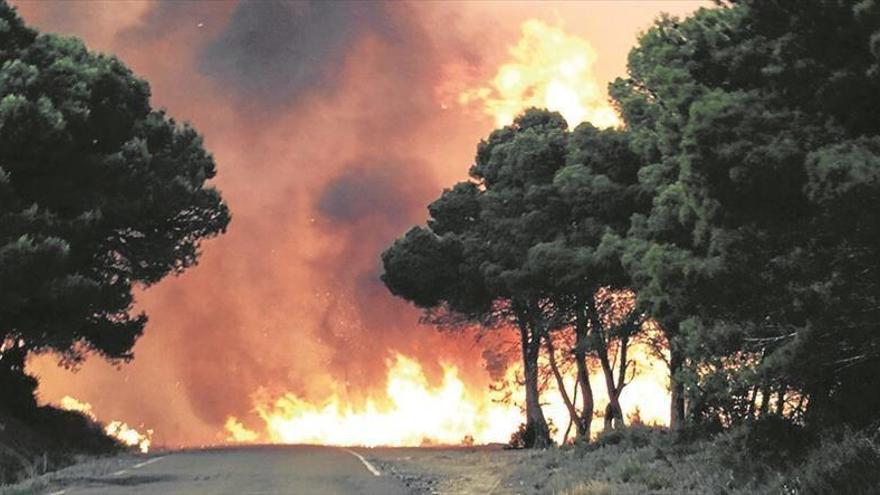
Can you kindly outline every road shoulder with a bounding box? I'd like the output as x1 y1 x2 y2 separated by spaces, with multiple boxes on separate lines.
364 445 536 495
0 452 159 495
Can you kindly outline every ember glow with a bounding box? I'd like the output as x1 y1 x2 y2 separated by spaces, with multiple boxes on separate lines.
15 1 706 448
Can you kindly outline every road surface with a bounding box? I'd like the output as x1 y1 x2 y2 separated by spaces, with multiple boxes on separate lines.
46 446 409 495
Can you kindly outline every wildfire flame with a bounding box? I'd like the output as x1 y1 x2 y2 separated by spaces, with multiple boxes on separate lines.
224 416 259 443
232 355 522 447
226 350 669 447
459 19 620 128
58 396 153 453
54 15 659 451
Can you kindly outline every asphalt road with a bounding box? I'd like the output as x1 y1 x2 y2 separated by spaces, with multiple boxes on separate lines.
48 446 409 495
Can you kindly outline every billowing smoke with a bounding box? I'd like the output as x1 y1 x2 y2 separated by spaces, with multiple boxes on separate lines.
200 1 398 105
13 0 704 446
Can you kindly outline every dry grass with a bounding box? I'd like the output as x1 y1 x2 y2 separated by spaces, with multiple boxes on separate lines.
370 425 880 494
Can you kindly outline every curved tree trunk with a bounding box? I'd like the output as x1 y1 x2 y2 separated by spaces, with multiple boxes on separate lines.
587 294 626 431
544 334 580 441
599 359 626 431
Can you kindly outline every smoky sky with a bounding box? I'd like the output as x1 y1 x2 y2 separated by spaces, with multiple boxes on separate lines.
200 1 396 104
13 0 707 446
317 161 433 225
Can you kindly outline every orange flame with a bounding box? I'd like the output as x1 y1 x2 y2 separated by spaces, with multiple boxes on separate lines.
58 396 153 453
232 355 522 447
226 348 669 446
459 19 620 128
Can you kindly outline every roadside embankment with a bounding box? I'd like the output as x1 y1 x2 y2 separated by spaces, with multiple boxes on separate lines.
0 407 124 488
365 425 880 495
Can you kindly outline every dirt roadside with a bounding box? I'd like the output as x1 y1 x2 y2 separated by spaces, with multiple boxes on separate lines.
363 445 559 495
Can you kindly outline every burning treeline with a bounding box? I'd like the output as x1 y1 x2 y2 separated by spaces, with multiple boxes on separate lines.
8 0 704 448
380 109 668 448
383 0 880 451
216 17 673 447
58 397 153 454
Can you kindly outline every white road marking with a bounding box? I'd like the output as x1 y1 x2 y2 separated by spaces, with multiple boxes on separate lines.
344 448 381 477
45 456 168 495
111 455 166 477
132 456 166 469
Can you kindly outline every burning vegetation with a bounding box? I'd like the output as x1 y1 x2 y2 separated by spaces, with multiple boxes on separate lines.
2 4 880 494
58 397 153 454
223 350 668 447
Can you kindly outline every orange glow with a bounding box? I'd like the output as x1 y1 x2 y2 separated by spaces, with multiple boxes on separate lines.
459 20 620 128
13 1 709 448
224 416 259 443
226 349 669 446
228 355 522 447
58 396 153 453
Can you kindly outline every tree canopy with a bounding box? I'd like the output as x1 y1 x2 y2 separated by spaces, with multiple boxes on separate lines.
610 0 880 427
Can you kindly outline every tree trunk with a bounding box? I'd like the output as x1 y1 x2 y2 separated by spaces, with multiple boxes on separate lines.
518 310 551 448
587 294 625 431
613 334 630 429
669 349 685 430
598 356 626 431
544 334 579 442
563 376 579 444
574 302 594 440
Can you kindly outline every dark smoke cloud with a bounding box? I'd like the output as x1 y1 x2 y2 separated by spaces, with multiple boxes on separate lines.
317 160 433 225
199 0 396 104
12 0 518 444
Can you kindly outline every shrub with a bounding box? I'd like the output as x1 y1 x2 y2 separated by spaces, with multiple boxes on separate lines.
563 480 644 495
786 429 880 495
713 415 811 479
586 425 668 452
32 407 122 454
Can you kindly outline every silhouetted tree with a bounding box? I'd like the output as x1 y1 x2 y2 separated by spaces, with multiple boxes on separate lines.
547 123 649 433
383 110 573 448
0 4 230 413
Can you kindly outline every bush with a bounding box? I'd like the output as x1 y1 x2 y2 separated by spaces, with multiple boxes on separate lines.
507 421 557 449
563 480 644 495
785 429 880 495
0 370 38 418
32 407 122 454
507 422 530 449
712 415 811 478
586 425 668 452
